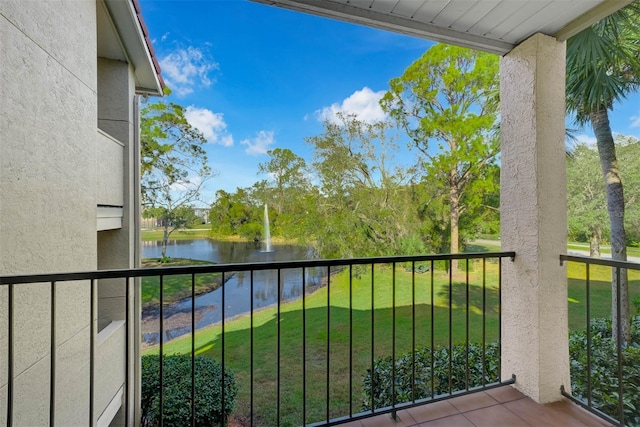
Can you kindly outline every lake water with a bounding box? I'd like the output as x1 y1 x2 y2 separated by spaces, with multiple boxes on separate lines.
141 239 325 344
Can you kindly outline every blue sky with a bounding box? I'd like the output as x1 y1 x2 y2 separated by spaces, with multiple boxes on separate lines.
139 0 640 205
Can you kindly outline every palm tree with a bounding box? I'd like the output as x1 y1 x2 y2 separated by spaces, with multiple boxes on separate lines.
566 0 640 344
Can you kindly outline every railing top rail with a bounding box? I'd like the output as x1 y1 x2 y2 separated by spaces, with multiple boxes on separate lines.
0 251 515 285
560 254 640 270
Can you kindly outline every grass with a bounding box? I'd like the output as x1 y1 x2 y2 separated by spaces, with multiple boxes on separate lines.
141 242 640 426
141 258 224 306
567 242 640 258
144 259 502 426
566 260 640 331
141 226 211 241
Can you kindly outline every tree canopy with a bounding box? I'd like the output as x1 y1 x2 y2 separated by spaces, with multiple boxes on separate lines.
141 88 214 258
381 44 500 261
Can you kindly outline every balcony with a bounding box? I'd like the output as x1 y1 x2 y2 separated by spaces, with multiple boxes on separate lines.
2 251 636 426
96 129 125 231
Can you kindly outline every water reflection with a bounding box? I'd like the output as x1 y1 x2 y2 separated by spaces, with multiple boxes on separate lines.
141 239 324 345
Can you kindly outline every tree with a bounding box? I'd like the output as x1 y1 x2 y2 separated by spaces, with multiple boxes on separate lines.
209 188 262 241
617 136 640 247
141 88 214 259
257 148 310 215
306 113 423 257
567 144 609 257
566 1 640 343
381 44 500 267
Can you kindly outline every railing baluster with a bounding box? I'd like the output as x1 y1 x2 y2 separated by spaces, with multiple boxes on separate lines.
391 263 396 418
50 281 56 427
465 259 470 391
430 260 435 399
250 270 255 427
348 264 353 418
277 268 281 427
585 264 591 408
191 273 196 427
411 261 416 404
301 267 306 426
8 283 14 427
325 266 330 423
482 258 486 387
615 266 624 426
159 275 164 427
222 271 226 427
498 257 502 381
90 279 95 427
125 277 130 426
448 264 452 395
370 263 375 412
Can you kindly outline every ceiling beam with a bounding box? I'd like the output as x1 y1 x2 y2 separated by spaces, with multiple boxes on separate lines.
553 0 634 40
253 0 515 55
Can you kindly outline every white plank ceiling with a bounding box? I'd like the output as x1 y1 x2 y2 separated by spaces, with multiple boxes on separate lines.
252 0 633 54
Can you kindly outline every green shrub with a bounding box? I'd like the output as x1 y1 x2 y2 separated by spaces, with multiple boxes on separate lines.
569 317 640 426
141 354 237 427
362 342 499 410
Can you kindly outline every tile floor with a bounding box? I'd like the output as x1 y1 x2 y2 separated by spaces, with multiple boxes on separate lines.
340 386 613 427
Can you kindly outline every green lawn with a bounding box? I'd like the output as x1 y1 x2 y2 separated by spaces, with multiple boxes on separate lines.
567 242 640 258
141 227 211 241
141 258 224 307
145 259 503 425
141 247 640 426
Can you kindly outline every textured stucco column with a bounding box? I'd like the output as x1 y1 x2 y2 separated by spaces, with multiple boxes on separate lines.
500 33 569 403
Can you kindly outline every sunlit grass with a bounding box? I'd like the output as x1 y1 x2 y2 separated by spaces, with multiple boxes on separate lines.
144 259 502 426
141 258 222 306
142 252 640 426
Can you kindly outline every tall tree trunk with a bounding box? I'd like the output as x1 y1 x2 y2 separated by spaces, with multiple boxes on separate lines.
162 222 170 260
450 172 460 273
589 227 601 258
590 107 629 344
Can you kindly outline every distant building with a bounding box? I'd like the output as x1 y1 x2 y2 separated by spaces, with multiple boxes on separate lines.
194 207 211 224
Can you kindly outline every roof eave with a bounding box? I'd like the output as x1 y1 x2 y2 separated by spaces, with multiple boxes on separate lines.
253 0 635 56
104 0 164 96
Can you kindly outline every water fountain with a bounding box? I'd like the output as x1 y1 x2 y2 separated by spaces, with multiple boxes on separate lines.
263 204 272 252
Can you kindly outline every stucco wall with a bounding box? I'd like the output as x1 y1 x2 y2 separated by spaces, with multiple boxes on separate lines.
0 0 97 424
500 33 570 403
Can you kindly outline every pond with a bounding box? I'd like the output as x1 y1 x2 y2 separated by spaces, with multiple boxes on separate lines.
141 239 325 345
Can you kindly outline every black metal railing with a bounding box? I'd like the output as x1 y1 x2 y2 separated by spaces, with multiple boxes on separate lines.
1 251 515 426
560 254 640 427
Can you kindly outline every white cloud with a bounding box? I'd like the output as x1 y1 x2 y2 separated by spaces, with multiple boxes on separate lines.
185 106 233 147
316 87 387 124
159 46 218 97
630 114 640 128
575 134 597 147
241 130 275 156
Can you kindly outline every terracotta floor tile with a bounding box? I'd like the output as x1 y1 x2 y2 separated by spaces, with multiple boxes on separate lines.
449 392 500 413
340 420 364 427
505 397 613 427
360 411 415 427
418 414 474 427
405 400 459 424
545 400 615 426
485 385 526 403
463 404 530 427
336 387 614 427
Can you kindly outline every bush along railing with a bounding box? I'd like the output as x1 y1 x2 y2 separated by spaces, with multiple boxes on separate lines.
363 342 500 411
560 254 640 427
1 251 515 427
141 354 237 426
